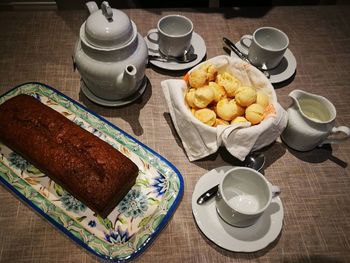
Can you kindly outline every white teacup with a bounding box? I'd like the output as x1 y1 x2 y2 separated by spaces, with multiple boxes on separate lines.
240 27 289 70
216 167 280 227
147 15 193 57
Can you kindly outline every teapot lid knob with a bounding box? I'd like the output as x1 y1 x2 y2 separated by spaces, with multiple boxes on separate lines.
101 1 113 21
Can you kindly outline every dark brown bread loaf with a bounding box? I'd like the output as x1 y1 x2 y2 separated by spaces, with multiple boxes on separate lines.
0 94 139 218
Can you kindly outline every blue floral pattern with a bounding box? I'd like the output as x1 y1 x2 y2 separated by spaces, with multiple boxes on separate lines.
88 220 96 228
104 227 132 244
152 172 167 197
60 192 87 213
8 152 30 171
118 189 148 218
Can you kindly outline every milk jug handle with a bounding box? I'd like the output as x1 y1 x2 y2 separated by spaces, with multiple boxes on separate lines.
321 126 350 145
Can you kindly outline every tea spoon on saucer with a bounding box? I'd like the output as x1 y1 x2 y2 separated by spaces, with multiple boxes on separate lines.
148 52 198 64
196 152 265 205
223 37 270 79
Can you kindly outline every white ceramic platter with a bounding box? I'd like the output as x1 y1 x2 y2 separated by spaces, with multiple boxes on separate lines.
192 166 283 252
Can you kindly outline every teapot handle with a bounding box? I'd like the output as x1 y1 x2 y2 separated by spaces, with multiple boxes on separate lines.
86 1 98 14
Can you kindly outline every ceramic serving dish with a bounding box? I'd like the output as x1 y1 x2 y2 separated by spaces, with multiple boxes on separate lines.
0 83 184 262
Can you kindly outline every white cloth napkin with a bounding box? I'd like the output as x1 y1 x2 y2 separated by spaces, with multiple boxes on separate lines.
161 55 287 161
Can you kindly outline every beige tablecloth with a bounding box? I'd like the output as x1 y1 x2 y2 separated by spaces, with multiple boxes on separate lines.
0 6 350 263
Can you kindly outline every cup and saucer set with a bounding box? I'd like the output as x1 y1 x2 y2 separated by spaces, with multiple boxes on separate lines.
230 27 297 84
144 15 207 71
192 166 284 252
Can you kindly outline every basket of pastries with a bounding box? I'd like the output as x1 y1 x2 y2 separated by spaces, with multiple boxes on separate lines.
162 55 287 161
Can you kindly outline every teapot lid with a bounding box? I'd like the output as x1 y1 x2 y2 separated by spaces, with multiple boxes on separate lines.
84 1 134 49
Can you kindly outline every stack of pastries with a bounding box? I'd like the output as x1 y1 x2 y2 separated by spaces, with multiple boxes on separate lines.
184 63 271 127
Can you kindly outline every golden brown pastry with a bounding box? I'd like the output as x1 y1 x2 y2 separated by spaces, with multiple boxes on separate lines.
213 118 230 127
245 103 265 124
256 91 269 108
216 98 241 121
209 81 226 102
193 85 215 108
231 116 249 124
189 68 207 88
216 72 240 97
185 88 196 108
194 108 216 126
233 99 245 116
235 86 257 107
200 63 218 82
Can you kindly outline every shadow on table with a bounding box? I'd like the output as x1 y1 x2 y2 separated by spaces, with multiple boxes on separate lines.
284 144 348 168
78 77 152 136
163 109 290 172
218 142 286 174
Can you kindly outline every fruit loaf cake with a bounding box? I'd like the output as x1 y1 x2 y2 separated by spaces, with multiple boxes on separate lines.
0 94 139 218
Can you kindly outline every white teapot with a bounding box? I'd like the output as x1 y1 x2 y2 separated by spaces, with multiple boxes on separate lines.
73 1 148 102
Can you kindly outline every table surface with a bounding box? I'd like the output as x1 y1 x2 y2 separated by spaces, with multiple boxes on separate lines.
0 5 350 263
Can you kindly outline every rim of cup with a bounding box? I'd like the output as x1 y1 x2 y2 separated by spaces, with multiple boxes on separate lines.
219 167 272 215
253 26 289 52
157 15 194 38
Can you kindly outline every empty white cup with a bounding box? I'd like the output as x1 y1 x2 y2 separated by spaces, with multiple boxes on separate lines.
147 15 193 57
216 167 280 227
240 27 289 70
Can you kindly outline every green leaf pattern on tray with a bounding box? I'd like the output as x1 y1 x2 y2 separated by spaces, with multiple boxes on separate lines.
0 83 182 261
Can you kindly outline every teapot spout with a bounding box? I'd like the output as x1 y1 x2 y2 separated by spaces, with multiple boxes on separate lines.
116 65 137 94
86 1 98 14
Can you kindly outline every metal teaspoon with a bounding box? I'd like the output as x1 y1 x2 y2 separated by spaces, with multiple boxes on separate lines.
148 52 198 64
223 37 271 79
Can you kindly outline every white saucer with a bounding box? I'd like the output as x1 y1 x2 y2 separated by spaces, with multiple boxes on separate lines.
192 166 284 252
145 31 206 71
231 41 297 84
80 77 148 107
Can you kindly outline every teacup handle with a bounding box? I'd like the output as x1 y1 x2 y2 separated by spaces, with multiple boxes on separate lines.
320 126 350 145
240 34 253 49
271 185 281 198
147 29 159 44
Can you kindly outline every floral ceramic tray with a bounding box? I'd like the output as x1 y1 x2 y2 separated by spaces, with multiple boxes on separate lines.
0 83 184 262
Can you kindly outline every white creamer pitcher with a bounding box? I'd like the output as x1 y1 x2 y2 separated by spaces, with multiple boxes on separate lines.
281 90 350 151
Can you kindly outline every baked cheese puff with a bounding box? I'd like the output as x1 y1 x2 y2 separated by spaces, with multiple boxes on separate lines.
232 99 245 116
213 118 230 127
188 68 207 88
185 88 196 108
209 81 226 102
194 108 216 126
193 85 215 108
235 86 257 107
256 91 269 108
216 98 241 121
231 116 249 124
200 63 218 82
216 72 240 97
245 103 264 125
